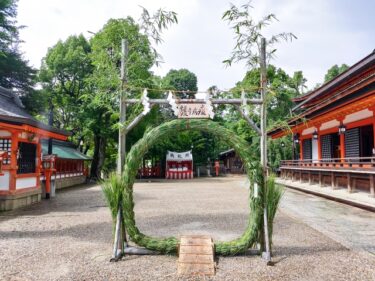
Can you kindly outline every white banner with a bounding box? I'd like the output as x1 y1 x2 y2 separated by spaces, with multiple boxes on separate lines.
177 103 209 119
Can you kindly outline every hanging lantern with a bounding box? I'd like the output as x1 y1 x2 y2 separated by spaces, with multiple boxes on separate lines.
294 133 300 144
312 130 318 140
338 123 346 135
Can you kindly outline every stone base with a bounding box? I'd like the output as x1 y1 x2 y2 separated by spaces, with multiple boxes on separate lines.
0 189 41 211
41 175 87 191
56 175 87 189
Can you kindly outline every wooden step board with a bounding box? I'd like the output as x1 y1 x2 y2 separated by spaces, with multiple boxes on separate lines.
177 235 215 276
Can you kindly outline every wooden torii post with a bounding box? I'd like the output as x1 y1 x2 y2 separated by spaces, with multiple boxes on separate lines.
112 39 271 264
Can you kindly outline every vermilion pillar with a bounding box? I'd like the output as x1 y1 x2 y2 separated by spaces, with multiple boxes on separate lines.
299 138 303 160
340 133 345 162
317 135 322 160
370 107 375 147
36 141 41 188
9 130 19 193
315 125 322 160
337 117 346 162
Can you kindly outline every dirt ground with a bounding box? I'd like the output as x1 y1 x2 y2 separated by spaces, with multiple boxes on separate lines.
0 177 374 281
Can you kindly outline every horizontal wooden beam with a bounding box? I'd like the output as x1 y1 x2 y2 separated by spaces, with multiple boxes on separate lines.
124 98 263 105
125 104 156 133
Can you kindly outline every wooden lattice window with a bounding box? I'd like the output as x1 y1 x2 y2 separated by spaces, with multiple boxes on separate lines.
17 142 37 174
321 134 332 160
345 128 360 159
0 138 11 164
302 138 312 160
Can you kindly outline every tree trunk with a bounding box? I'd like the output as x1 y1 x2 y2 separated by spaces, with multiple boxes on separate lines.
90 134 106 180
84 144 90 155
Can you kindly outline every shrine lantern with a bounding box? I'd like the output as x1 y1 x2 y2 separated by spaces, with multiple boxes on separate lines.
42 154 57 199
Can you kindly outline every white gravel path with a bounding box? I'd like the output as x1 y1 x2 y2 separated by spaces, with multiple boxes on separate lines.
0 177 374 281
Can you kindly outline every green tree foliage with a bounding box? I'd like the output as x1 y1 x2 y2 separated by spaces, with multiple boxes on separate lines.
222 1 296 67
138 6 177 65
324 64 349 83
83 18 157 178
146 69 226 168
0 0 34 91
222 1 298 174
162 68 198 97
31 7 178 179
220 65 305 170
38 34 92 131
290 71 307 95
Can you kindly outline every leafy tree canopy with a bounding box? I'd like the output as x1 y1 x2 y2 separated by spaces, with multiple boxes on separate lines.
0 0 34 91
37 34 92 132
162 68 198 97
324 64 349 83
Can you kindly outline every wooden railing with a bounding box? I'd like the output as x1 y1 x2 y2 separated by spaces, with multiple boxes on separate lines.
281 157 375 169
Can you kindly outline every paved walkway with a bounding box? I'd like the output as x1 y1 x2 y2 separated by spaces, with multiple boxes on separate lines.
0 177 374 280
280 187 375 256
277 178 375 211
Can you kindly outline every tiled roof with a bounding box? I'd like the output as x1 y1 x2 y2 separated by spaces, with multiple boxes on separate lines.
41 139 91 160
292 50 375 111
0 86 69 136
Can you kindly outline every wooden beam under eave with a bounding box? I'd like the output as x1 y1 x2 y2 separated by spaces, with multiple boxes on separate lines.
0 121 68 141
270 94 375 140
23 125 68 141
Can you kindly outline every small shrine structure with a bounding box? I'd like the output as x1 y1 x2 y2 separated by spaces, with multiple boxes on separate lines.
165 150 193 179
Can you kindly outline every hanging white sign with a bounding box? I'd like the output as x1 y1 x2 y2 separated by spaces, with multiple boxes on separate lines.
177 103 210 119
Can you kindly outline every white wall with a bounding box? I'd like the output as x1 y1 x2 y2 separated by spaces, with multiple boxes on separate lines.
0 171 10 190
320 119 340 131
344 109 373 124
16 177 37 189
0 130 11 137
302 127 316 135
312 139 318 161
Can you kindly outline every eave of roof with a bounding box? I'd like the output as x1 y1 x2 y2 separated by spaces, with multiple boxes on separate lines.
41 140 91 160
0 86 70 137
268 87 375 138
0 115 70 137
292 50 375 111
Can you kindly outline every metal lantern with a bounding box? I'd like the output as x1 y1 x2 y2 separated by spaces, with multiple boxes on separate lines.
42 154 56 170
294 133 300 144
338 124 346 135
43 161 50 169
312 130 318 140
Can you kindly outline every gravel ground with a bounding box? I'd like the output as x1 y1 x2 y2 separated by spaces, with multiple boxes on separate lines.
0 177 374 281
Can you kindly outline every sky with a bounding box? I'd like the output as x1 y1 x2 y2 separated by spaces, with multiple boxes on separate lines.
17 0 375 91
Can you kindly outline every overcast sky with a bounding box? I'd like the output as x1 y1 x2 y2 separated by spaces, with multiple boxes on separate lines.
17 0 375 91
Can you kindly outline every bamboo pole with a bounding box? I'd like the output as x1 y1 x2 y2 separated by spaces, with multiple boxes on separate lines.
260 37 272 264
117 39 128 175
111 207 122 261
112 39 128 262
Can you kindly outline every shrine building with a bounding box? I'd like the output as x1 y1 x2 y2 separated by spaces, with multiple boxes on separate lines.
269 50 375 196
0 86 90 210
165 151 193 179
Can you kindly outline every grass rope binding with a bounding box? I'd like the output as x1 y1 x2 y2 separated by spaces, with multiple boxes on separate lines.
115 118 266 255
